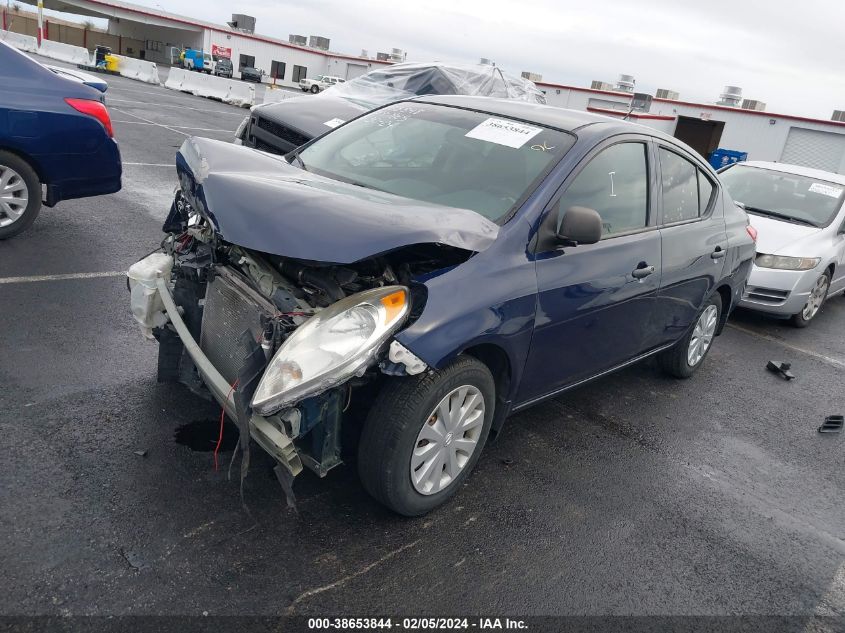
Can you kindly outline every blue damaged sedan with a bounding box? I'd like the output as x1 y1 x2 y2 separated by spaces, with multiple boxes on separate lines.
129 96 755 515
0 41 121 239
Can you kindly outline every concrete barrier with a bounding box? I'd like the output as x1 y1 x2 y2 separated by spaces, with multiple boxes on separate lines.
0 30 37 53
165 66 187 91
263 86 298 104
114 55 160 85
38 39 91 65
165 67 255 107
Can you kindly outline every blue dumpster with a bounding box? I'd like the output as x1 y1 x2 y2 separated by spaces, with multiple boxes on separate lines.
709 148 748 170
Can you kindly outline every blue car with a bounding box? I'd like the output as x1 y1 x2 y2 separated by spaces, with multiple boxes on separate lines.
0 41 121 239
129 96 755 515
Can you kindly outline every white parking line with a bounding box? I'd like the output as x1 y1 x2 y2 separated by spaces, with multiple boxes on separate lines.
0 271 125 285
113 108 190 137
107 98 246 116
112 120 235 133
727 323 845 370
123 162 174 167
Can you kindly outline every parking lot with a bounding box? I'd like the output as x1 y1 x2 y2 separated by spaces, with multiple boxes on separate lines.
3 58 845 621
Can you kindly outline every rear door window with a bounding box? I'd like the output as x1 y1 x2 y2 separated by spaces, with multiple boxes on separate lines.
556 142 649 237
659 148 700 223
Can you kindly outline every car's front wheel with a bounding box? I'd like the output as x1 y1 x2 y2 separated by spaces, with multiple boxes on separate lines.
791 270 830 328
310 85 320 93
659 292 722 379
0 151 41 240
358 356 495 516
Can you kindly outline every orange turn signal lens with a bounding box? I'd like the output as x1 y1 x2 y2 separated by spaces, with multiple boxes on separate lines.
380 289 406 322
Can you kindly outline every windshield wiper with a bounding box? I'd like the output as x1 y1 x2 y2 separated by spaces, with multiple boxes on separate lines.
740 204 818 227
287 150 307 171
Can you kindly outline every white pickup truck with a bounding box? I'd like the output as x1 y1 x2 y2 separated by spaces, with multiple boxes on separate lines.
299 75 345 93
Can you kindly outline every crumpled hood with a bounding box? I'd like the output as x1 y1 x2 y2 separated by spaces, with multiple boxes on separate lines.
175 137 499 263
748 213 822 255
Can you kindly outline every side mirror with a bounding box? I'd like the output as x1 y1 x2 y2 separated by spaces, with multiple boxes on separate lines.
557 206 603 246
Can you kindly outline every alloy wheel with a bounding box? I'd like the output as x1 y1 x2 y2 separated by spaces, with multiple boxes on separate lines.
0 164 29 228
410 385 485 495
802 274 829 321
687 304 719 367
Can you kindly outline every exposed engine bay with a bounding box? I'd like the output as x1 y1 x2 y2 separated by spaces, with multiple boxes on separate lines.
135 189 472 489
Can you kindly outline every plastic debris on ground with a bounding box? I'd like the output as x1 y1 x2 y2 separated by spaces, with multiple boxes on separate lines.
766 360 795 381
818 415 844 434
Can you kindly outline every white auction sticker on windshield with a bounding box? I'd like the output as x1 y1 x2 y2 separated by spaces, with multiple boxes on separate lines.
323 118 345 128
808 182 843 198
465 117 542 149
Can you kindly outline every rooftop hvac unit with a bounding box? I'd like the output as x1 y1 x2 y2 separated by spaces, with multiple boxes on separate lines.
615 74 635 93
228 14 256 33
376 52 390 61
392 48 403 55
309 35 331 51
288 34 307 46
521 71 542 82
741 99 766 111
591 80 614 91
656 88 679 100
631 92 653 112
718 85 742 106
832 110 845 122
361 49 368 58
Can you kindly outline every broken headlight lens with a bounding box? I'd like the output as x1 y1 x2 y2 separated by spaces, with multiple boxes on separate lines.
755 254 820 271
251 286 410 415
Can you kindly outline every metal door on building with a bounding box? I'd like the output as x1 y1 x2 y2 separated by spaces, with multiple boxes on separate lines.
345 63 368 80
780 127 845 173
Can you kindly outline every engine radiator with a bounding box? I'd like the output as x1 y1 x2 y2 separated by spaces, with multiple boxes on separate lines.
199 267 274 385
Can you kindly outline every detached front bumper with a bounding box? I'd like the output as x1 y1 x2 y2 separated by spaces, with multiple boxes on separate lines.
738 264 818 316
154 276 303 476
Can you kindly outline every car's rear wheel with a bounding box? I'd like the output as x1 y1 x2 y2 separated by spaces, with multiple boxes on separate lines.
358 356 495 516
791 270 830 328
0 151 41 240
310 85 319 93
659 292 722 379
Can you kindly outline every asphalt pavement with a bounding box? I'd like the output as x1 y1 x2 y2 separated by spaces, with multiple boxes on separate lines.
2 59 845 623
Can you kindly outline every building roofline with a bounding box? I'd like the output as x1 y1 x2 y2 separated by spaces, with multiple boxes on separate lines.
538 80 845 130
68 0 393 65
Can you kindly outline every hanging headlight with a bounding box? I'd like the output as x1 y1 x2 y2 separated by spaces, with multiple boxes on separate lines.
251 286 410 415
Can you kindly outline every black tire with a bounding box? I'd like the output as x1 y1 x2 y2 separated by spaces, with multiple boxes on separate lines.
0 151 41 240
659 292 723 379
358 356 495 516
310 84 320 94
790 270 830 328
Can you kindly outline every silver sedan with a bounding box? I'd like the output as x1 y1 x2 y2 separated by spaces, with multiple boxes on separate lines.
719 161 845 327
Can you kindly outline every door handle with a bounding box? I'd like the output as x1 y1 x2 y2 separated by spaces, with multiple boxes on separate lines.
711 246 726 260
632 265 655 279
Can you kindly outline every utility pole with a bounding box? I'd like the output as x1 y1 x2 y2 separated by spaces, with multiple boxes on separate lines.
36 0 43 47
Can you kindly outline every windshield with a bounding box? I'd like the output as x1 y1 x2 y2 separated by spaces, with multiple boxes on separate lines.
298 102 574 222
720 164 845 228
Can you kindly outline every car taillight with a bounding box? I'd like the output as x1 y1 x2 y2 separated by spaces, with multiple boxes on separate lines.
64 98 114 138
746 224 758 242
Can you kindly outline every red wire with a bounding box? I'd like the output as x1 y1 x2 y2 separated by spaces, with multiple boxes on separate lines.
214 379 239 471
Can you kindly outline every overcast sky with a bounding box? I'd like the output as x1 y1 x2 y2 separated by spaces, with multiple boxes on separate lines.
44 0 844 119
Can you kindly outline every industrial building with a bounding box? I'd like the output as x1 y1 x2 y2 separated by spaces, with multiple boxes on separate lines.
3 0 844 173
4 0 394 88
537 75 845 174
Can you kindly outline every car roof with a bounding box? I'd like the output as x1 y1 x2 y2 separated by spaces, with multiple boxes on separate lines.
733 161 845 185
